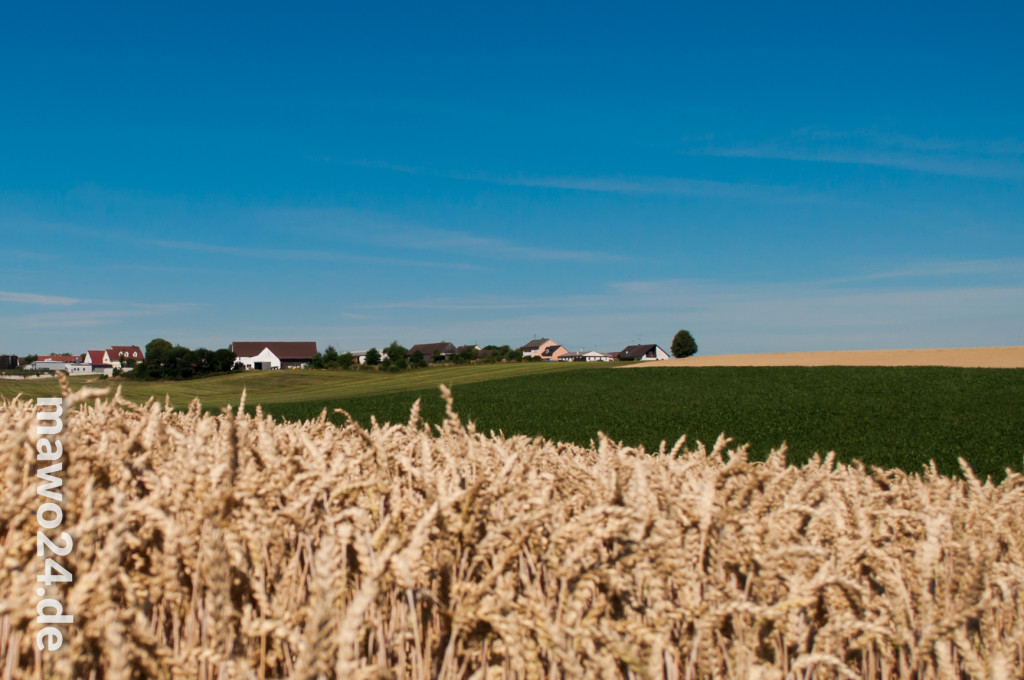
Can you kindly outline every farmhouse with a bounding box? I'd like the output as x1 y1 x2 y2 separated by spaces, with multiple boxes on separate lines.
232 341 318 370
519 338 560 359
409 342 457 363
618 344 671 361
559 351 613 362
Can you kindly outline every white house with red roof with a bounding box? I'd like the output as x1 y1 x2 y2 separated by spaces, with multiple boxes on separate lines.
84 350 108 366
103 345 145 368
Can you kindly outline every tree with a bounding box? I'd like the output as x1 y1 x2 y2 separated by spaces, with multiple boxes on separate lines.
338 352 355 369
365 348 381 366
671 330 698 358
323 345 339 368
410 349 427 368
145 338 173 364
213 348 237 372
384 341 408 365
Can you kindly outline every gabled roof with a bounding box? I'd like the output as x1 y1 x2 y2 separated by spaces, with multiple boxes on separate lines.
231 341 318 360
618 344 661 360
108 345 145 361
86 350 106 364
541 344 564 356
520 338 551 351
409 342 457 355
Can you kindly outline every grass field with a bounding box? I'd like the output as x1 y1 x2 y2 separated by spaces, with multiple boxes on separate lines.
3 363 1021 479
0 361 588 405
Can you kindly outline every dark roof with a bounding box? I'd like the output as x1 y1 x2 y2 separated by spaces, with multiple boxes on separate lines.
409 342 457 355
231 341 318 360
455 345 479 354
109 345 145 361
520 338 551 350
541 344 563 356
618 344 659 360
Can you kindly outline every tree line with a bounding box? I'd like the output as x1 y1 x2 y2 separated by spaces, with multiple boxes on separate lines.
127 338 237 380
313 342 525 371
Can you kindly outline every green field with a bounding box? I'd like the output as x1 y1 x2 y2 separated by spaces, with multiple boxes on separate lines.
3 364 1022 479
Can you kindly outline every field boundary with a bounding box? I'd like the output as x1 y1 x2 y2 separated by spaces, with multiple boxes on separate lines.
630 345 1024 368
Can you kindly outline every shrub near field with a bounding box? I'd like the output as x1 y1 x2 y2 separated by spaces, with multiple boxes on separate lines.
259 366 1024 481
2 384 1024 678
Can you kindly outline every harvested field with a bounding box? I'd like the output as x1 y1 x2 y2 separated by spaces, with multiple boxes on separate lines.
2 382 1023 679
633 345 1024 368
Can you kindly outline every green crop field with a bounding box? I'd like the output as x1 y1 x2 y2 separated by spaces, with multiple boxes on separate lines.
252 366 1024 481
3 364 1022 479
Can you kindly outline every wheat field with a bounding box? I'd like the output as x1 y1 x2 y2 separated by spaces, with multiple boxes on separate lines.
1 381 1022 679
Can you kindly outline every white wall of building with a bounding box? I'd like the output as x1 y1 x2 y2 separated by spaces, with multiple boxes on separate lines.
237 347 281 370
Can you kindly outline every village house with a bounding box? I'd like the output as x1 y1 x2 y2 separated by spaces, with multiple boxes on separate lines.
231 341 318 370
84 350 107 366
103 345 145 369
409 342 457 363
540 344 568 361
618 344 671 361
558 351 613 362
78 350 115 375
519 338 560 359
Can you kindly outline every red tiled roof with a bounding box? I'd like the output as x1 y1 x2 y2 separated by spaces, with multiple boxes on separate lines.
86 350 107 364
108 345 145 361
39 354 79 363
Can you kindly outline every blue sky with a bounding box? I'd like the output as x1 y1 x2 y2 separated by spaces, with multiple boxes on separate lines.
2 2 1022 356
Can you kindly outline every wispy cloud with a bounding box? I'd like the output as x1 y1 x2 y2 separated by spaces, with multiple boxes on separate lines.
821 258 1024 284
152 239 486 270
247 207 624 263
691 129 1024 179
0 291 79 305
375 225 625 263
351 160 812 202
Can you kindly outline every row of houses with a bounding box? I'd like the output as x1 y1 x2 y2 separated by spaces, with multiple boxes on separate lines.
5 338 671 375
18 346 145 375
227 338 672 371
519 338 671 363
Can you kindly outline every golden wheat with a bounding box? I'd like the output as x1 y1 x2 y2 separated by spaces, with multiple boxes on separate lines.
1 382 1022 679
